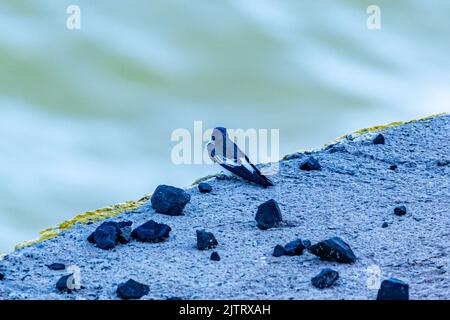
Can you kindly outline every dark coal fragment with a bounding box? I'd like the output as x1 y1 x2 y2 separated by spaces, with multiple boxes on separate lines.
118 221 133 228
255 199 282 230
166 296 183 300
196 229 218 250
131 220 171 243
436 159 450 167
299 156 322 171
382 222 389 228
284 239 306 256
198 182 212 193
0 273 4 281
372 133 385 145
376 278 409 300
56 274 76 292
117 226 132 244
308 237 356 263
272 245 286 257
151 185 191 216
394 205 407 216
210 251 221 261
47 263 66 271
116 279 149 300
87 232 95 244
311 268 339 289
93 221 121 250
327 144 347 154
389 164 398 170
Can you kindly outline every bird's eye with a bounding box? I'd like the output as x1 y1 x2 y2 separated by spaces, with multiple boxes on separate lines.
211 136 215 141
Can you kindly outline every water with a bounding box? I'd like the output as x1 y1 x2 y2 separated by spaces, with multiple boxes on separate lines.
1 0 449 253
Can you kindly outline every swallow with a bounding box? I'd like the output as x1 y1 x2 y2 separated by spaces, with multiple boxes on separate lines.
207 127 274 187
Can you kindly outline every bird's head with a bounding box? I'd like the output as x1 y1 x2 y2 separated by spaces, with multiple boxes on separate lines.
211 127 228 142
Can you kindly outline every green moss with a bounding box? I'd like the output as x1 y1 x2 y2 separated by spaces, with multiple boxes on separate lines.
283 113 447 160
15 195 150 250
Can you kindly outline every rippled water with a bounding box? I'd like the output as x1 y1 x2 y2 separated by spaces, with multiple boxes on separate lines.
1 0 449 253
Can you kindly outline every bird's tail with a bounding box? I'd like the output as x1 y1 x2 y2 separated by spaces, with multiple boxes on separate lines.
260 174 274 188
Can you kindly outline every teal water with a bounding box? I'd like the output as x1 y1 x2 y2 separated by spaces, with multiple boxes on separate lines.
1 0 449 253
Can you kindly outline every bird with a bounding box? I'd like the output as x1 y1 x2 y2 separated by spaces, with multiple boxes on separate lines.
207 127 274 187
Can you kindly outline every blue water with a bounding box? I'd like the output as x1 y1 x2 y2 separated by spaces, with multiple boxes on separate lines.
1 0 449 253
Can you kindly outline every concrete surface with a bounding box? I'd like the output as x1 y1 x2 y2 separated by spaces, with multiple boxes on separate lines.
0 114 449 300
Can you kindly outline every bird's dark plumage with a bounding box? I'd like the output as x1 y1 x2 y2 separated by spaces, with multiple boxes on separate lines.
207 127 274 188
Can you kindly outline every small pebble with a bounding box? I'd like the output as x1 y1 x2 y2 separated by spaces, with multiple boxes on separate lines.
394 205 407 216
382 222 389 228
255 199 282 230
311 268 339 289
272 245 286 257
131 220 172 243
376 278 409 300
116 279 149 300
284 239 306 256
389 164 398 170
151 185 191 216
47 263 66 271
210 251 221 261
56 274 77 293
308 237 356 263
198 182 212 193
196 230 218 250
372 133 385 145
0 273 4 281
299 156 322 171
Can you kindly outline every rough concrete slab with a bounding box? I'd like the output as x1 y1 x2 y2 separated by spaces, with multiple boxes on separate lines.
0 115 449 300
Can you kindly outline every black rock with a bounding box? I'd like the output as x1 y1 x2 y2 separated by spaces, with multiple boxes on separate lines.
299 156 322 171
284 239 306 256
87 232 95 244
326 144 347 154
308 237 357 263
210 251 221 261
394 205 407 216
151 185 191 216
47 263 66 271
376 278 409 300
0 273 4 281
93 221 121 250
255 199 283 230
436 159 450 167
118 220 133 228
56 274 76 292
272 245 286 257
166 296 183 300
198 182 212 193
382 222 389 228
372 133 385 145
311 268 339 289
389 164 398 170
196 229 218 250
131 220 172 243
117 226 132 244
116 279 149 300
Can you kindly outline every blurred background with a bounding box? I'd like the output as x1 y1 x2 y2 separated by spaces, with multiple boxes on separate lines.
1 0 449 253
